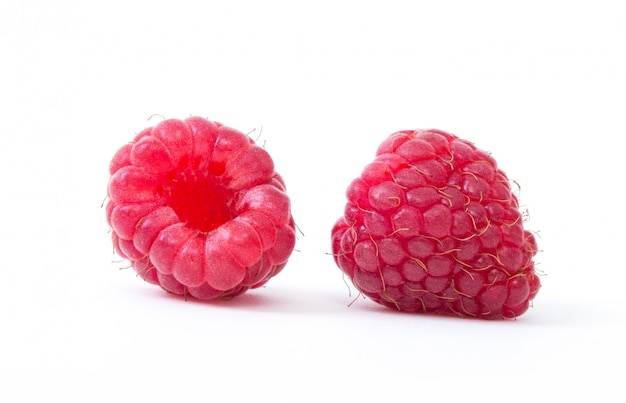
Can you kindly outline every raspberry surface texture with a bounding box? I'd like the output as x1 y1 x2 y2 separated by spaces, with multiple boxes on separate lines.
331 129 540 319
106 116 296 299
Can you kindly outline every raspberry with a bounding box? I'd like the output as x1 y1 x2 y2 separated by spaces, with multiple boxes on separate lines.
106 116 296 299
331 129 541 319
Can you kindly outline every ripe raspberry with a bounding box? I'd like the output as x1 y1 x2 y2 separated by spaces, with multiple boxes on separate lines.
106 116 296 300
331 129 541 319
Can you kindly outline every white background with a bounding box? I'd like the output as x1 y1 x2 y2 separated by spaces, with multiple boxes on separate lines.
1 0 625 401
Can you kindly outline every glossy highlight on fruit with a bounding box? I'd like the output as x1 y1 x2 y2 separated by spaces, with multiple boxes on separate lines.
331 129 541 319
106 116 296 299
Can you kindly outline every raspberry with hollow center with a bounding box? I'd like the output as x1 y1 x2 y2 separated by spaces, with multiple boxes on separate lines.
106 116 296 299
331 129 541 319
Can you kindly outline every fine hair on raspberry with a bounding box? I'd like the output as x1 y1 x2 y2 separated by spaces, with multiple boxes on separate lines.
331 129 541 319
106 116 296 300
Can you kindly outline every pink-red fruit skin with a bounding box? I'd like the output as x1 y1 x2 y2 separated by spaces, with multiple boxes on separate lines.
106 116 296 299
331 129 541 319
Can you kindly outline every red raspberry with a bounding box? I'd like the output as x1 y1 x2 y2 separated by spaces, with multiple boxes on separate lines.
331 129 541 319
106 116 296 299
